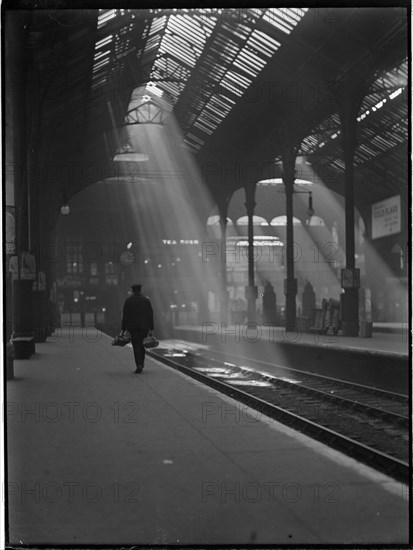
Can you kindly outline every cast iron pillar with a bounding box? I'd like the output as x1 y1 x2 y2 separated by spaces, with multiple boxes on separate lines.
244 182 257 324
281 148 298 331
8 14 36 358
218 199 229 324
335 71 369 336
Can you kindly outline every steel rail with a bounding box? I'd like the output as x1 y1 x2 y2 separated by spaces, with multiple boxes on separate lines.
148 349 409 483
185 351 409 426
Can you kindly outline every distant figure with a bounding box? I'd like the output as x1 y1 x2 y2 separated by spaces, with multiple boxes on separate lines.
262 281 277 324
121 283 154 373
332 222 339 247
302 279 316 322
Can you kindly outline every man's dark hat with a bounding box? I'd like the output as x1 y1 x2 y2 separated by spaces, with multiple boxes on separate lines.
131 283 142 292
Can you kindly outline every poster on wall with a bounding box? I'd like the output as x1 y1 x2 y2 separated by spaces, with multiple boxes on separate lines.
9 251 37 280
5 206 16 254
371 195 401 239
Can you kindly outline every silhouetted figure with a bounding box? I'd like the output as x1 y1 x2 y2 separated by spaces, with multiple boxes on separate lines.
121 283 154 373
262 281 277 324
302 280 316 324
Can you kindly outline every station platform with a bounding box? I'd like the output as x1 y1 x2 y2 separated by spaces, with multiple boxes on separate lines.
173 323 409 358
172 324 409 394
6 328 409 546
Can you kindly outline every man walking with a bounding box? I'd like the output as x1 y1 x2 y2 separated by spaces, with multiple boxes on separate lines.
121 283 154 373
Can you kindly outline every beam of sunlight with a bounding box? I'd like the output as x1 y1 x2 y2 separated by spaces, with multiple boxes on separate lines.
119 112 222 331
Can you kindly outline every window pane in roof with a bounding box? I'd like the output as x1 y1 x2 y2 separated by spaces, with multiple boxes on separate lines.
136 7 309 154
249 29 280 56
98 9 117 29
95 35 113 49
94 50 110 61
201 108 222 124
224 70 251 89
93 58 110 71
262 9 295 33
236 51 266 73
149 16 167 35
194 122 214 135
233 59 261 79
219 80 243 98
186 132 204 146
160 35 197 67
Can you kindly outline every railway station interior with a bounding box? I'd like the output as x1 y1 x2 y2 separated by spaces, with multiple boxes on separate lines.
3 5 410 547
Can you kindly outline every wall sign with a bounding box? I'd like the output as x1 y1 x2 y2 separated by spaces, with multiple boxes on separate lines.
372 195 401 239
341 268 360 289
5 207 15 254
9 252 37 280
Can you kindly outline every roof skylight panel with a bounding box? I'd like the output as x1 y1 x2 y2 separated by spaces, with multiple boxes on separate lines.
291 8 308 18
280 8 306 26
248 30 280 56
145 34 162 56
360 143 376 156
235 49 266 74
262 9 293 34
169 15 204 41
184 113 198 126
168 17 199 42
393 132 406 144
191 96 207 111
98 9 117 29
199 102 219 118
224 70 251 89
238 45 267 67
181 141 196 153
200 107 222 125
91 75 107 88
219 79 243 98
118 21 134 35
187 132 205 146
114 38 131 55
213 38 241 61
210 93 235 109
228 23 252 42
94 49 111 61
154 55 191 79
93 58 110 72
95 34 113 49
194 120 215 134
331 158 345 170
149 15 167 36
115 48 135 61
373 134 396 149
198 14 218 36
155 53 180 72
157 83 180 102
232 60 261 79
355 150 370 164
200 63 226 82
160 35 197 67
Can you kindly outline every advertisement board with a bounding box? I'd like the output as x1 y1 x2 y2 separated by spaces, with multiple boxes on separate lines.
371 195 401 239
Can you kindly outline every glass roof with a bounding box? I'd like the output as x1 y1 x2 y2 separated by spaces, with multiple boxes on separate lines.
93 8 308 153
299 59 407 173
90 7 407 196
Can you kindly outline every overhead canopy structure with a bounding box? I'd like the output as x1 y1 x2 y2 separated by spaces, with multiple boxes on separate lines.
5 5 408 227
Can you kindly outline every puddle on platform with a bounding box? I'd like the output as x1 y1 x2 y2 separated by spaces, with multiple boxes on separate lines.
222 379 273 387
193 367 229 374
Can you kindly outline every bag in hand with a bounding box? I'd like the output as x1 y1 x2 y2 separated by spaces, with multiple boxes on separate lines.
112 331 131 347
143 336 159 349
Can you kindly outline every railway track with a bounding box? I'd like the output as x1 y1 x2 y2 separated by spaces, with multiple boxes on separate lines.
148 346 410 483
